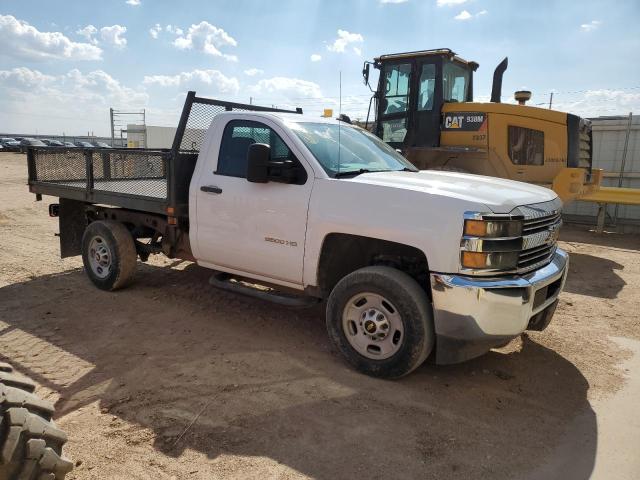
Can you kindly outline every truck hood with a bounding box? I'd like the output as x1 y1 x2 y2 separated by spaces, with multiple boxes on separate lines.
347 170 558 213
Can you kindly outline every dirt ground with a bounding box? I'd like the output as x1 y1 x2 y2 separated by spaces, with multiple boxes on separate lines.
1 151 639 480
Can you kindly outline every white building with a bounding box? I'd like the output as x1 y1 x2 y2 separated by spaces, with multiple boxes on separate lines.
564 115 639 228
126 124 177 149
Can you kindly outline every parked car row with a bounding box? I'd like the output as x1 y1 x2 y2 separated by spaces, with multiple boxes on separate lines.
0 137 114 153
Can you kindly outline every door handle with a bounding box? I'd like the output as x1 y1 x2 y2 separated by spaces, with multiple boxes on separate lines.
201 185 222 194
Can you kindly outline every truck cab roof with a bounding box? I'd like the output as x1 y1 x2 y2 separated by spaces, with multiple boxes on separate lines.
214 110 345 126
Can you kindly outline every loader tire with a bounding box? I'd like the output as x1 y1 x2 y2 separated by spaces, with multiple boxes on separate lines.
0 362 73 480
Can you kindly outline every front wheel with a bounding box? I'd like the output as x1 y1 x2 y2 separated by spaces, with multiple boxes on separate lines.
326 266 434 378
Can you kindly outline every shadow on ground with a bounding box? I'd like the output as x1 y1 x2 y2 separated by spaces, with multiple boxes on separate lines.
0 262 597 479
564 252 626 299
561 224 640 251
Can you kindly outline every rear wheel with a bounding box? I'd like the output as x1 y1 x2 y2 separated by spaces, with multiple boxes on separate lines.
81 220 137 291
326 266 434 378
0 363 73 479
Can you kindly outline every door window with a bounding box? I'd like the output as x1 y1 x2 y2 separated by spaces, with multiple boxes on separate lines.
418 64 436 111
380 118 408 143
382 63 411 115
508 126 544 165
217 120 298 178
442 62 469 103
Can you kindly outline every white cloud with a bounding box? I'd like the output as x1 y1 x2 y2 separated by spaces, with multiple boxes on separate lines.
0 14 102 61
248 77 323 100
165 24 184 36
454 9 486 20
327 29 363 54
437 0 468 6
244 68 263 77
173 21 238 61
0 67 56 89
580 20 601 32
76 25 98 45
126 0 141 5
310 54 322 62
100 25 127 48
0 66 148 134
380 0 408 3
551 89 640 117
454 10 472 20
143 69 240 94
149 23 161 39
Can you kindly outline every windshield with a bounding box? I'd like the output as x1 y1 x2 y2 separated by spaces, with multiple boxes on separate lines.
289 122 417 177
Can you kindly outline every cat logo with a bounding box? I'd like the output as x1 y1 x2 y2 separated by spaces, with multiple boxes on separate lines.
443 112 486 131
444 115 464 129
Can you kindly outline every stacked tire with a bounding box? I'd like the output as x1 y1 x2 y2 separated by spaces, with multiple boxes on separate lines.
0 363 72 480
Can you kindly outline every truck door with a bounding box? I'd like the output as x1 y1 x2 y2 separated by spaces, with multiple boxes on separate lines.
375 62 413 150
194 118 312 286
411 59 441 148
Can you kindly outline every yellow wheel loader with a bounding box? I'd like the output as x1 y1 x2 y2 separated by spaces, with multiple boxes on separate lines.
362 49 638 206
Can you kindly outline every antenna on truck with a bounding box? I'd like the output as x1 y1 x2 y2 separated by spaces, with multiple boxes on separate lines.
337 70 342 176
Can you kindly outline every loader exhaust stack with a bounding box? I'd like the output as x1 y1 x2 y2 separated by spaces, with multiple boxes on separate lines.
491 57 508 103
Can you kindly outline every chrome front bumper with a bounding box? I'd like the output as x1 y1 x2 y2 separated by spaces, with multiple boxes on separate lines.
430 249 569 364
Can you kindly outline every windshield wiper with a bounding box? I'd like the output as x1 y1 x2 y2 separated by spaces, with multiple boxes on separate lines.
334 168 374 178
334 167 417 178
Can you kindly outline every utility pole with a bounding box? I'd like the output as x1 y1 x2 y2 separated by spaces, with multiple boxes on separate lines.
548 92 554 109
110 108 115 147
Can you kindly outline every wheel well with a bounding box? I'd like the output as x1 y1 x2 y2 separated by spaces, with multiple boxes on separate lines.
317 233 430 297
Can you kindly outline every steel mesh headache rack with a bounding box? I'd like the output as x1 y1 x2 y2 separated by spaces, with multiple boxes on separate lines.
27 91 302 217
173 91 302 153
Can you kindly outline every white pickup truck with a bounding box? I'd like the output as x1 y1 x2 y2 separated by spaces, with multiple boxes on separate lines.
28 92 568 378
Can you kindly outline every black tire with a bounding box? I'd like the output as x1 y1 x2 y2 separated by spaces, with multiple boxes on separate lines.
0 362 73 480
81 220 137 291
326 266 435 379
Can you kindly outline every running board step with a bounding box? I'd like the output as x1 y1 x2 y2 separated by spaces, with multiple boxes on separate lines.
209 272 320 308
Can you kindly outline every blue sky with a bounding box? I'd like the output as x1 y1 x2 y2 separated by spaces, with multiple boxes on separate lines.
1 0 639 136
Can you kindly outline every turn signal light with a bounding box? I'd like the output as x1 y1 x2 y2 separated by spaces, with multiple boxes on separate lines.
464 220 487 237
461 251 488 269
463 219 523 238
461 251 520 270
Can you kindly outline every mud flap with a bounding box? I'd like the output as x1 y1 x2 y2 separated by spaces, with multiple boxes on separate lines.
59 198 87 258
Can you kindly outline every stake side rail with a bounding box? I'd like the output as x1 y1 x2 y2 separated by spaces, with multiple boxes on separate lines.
27 146 172 216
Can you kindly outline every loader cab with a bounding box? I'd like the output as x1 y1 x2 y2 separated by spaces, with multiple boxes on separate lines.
366 49 478 150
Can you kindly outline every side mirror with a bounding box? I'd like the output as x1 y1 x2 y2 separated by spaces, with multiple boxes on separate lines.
246 143 270 183
362 62 370 86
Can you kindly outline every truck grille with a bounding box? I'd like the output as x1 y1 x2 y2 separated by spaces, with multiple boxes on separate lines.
522 211 562 235
518 244 557 271
461 198 562 275
516 199 562 273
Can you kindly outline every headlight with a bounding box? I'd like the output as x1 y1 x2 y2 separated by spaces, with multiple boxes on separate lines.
463 219 522 238
461 251 519 270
